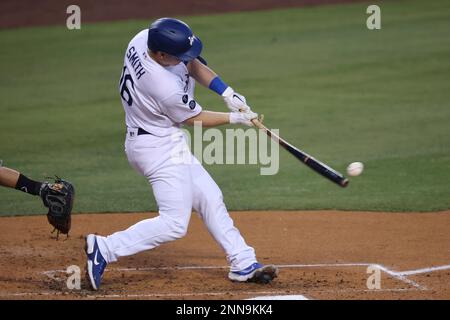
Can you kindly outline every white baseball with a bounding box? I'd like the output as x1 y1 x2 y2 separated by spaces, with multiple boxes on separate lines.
347 162 364 176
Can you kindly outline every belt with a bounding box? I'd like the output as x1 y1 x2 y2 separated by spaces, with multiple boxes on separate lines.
127 128 153 137
137 128 152 136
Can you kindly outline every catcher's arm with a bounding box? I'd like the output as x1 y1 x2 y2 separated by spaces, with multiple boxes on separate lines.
0 166 20 188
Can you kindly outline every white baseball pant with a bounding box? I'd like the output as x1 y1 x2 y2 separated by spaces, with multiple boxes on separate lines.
96 128 257 271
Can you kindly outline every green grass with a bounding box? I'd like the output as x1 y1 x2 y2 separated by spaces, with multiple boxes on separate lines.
1 0 450 215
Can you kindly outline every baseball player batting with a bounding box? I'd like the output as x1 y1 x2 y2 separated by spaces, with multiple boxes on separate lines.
85 18 278 290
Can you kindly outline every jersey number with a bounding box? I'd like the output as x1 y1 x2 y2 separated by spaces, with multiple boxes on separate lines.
119 66 135 106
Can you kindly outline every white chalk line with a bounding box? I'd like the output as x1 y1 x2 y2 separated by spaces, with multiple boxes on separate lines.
371 264 427 290
41 263 373 279
277 263 373 268
395 264 450 276
110 262 450 275
0 288 419 299
36 262 450 298
247 295 309 300
0 290 306 299
114 262 374 272
43 270 63 281
43 262 449 276
41 263 374 281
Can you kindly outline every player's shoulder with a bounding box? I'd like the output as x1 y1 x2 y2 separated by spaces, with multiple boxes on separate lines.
130 29 148 42
142 66 185 102
147 73 183 102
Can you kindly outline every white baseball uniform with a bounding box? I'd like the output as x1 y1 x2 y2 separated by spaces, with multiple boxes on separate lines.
95 30 257 271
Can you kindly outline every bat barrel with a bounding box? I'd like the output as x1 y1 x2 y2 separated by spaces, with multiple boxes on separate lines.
304 157 349 188
253 118 349 188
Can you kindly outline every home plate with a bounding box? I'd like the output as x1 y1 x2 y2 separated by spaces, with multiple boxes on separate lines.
247 295 309 300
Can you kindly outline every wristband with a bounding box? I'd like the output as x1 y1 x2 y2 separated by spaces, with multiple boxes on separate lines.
209 76 228 95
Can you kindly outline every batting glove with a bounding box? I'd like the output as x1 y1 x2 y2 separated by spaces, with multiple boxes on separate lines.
229 110 258 127
222 87 251 113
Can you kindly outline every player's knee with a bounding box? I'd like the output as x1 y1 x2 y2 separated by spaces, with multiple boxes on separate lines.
164 218 189 239
170 223 188 239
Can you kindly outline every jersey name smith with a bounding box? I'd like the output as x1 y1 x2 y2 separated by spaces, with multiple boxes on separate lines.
126 46 146 80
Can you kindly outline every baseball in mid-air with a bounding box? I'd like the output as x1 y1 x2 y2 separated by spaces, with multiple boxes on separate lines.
347 162 364 176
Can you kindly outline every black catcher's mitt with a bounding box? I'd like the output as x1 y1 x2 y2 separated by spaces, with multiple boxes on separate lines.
40 177 75 239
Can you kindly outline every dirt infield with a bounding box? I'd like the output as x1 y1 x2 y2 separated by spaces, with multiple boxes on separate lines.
0 210 449 300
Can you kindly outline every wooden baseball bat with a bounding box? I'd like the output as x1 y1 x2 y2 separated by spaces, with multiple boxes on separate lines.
252 118 349 188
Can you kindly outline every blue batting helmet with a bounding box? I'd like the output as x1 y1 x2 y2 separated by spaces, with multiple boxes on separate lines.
147 18 203 62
